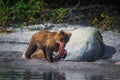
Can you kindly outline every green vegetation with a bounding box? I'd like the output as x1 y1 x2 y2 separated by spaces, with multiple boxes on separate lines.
41 8 68 23
92 13 120 31
0 0 120 32
0 0 68 32
0 0 10 32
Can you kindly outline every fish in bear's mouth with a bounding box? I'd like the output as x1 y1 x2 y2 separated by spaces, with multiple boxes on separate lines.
55 41 67 59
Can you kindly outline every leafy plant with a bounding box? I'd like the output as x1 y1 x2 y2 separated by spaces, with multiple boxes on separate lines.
92 13 120 31
28 0 46 13
41 8 68 23
11 0 46 28
12 0 33 27
0 0 10 32
92 17 99 25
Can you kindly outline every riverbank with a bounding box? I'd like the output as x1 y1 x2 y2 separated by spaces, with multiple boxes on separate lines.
0 24 120 61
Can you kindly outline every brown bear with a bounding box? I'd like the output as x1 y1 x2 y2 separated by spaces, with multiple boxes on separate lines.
22 30 71 62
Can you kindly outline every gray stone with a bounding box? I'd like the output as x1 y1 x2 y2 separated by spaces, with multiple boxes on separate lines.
27 24 45 30
65 27 104 61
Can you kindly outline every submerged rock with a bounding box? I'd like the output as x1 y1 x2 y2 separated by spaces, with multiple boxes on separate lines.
65 27 104 61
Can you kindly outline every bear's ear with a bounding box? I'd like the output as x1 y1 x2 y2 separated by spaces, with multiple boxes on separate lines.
58 30 72 37
58 30 65 35
67 32 72 37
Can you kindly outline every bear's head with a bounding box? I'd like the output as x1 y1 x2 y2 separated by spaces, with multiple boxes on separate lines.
54 30 72 48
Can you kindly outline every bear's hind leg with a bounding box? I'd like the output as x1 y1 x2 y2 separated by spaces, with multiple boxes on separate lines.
22 43 37 59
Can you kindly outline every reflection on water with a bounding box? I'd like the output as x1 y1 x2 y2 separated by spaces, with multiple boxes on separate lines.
0 70 66 80
44 71 66 80
65 72 110 80
0 69 111 80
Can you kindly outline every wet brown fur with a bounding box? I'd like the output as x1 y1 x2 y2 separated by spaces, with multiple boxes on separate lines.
22 30 71 62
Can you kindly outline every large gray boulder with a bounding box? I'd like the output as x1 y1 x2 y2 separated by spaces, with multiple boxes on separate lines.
65 27 104 61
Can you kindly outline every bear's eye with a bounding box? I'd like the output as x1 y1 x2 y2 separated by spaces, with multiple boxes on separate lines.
61 39 65 42
62 40 65 42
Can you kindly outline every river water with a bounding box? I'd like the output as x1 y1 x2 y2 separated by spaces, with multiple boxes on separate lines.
0 68 112 80
0 51 119 80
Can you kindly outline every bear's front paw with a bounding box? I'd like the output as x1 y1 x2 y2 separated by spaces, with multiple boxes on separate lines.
21 52 27 59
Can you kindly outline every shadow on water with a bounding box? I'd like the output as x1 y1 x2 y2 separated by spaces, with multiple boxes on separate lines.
43 71 66 80
0 69 112 80
101 44 116 59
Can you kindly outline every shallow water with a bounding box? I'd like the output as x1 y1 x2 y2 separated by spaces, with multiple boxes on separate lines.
0 69 112 80
0 51 119 80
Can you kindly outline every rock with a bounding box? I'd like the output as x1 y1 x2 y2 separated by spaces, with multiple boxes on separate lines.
65 27 104 61
27 24 45 30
